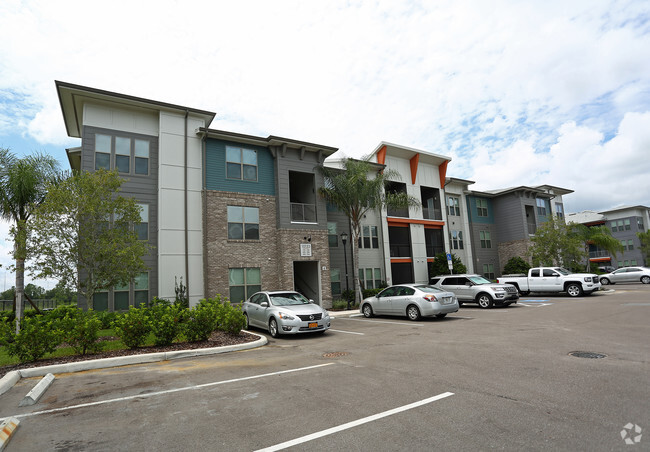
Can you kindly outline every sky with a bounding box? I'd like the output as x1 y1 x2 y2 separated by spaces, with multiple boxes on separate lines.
1 0 650 287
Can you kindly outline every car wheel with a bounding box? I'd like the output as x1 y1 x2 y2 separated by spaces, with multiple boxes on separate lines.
362 304 374 318
566 283 583 297
435 313 447 319
641 276 650 284
269 318 279 338
600 278 610 285
244 313 250 329
406 305 421 321
477 294 493 309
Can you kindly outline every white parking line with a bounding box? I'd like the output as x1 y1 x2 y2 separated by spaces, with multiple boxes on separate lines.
0 363 336 422
256 392 454 452
519 303 553 307
339 318 423 326
329 329 365 335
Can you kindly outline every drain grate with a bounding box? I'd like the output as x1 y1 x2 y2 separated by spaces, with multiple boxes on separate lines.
569 351 607 359
323 351 350 358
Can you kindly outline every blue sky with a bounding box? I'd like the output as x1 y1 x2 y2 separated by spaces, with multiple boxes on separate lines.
1 0 650 285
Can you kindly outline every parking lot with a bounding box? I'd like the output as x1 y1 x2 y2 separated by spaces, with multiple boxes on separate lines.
1 285 649 451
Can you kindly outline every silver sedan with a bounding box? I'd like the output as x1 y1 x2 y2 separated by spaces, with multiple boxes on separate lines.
360 284 459 321
600 267 650 285
243 291 331 337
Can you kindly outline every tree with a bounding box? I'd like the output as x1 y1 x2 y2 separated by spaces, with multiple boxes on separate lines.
503 256 531 275
0 148 60 332
570 223 624 272
638 230 650 265
319 158 419 304
529 216 584 268
28 169 151 310
428 253 467 277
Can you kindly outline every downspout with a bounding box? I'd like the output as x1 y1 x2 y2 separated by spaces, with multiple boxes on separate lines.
184 110 189 300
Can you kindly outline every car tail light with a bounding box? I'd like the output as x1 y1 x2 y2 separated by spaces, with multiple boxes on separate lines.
423 294 438 302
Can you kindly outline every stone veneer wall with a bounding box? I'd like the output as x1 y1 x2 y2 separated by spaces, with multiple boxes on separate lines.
497 239 532 275
204 190 333 307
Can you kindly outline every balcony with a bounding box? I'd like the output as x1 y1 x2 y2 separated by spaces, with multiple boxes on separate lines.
426 244 444 257
291 202 316 223
589 250 610 258
390 243 412 258
423 207 443 221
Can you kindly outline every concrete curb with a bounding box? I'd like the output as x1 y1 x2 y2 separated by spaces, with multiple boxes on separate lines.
328 309 359 317
0 332 267 396
19 373 56 407
0 417 19 451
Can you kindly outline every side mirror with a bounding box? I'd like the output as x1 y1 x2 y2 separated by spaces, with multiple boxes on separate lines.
260 301 269 308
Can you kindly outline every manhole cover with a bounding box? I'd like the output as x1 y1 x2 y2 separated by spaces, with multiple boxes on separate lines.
569 351 607 359
323 352 349 358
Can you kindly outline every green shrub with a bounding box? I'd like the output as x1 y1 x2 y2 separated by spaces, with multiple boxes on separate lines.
218 303 246 335
58 308 105 356
331 299 349 310
184 297 220 342
45 304 80 322
503 256 531 275
362 288 382 299
95 311 119 329
0 316 62 363
112 306 151 349
149 302 187 346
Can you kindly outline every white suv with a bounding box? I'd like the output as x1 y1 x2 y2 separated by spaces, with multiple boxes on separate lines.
430 274 519 308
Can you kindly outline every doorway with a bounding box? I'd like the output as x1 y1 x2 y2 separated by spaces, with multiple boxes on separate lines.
293 261 320 305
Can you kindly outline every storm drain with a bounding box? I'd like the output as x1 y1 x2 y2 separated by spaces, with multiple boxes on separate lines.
323 351 350 358
569 351 607 359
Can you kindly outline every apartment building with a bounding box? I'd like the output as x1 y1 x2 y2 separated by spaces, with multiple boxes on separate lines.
566 205 650 268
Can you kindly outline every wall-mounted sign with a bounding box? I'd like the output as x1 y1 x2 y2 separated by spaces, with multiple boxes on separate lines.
300 243 312 257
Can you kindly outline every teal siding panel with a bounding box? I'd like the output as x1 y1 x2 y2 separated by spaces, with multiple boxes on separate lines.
467 195 495 224
205 138 275 195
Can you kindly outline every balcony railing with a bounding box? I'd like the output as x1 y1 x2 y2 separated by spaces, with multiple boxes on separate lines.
589 250 610 258
387 206 409 218
423 207 443 221
426 245 444 257
390 243 412 258
291 202 317 223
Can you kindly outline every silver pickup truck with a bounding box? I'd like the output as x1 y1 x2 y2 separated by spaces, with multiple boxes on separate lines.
430 274 519 308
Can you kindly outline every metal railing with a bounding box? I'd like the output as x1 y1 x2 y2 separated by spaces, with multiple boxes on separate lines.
0 299 61 312
422 207 443 221
390 243 412 258
291 202 317 223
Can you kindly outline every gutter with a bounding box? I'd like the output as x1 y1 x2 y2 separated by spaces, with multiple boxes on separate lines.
184 110 189 299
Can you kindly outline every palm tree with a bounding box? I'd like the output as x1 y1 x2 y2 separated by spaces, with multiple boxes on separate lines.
571 223 624 272
0 148 60 332
319 158 419 305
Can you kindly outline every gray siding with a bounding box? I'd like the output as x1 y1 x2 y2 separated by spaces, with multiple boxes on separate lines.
493 194 528 242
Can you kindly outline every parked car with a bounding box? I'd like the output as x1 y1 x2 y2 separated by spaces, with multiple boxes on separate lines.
242 291 330 338
599 267 650 285
431 274 519 308
360 284 459 321
498 267 600 297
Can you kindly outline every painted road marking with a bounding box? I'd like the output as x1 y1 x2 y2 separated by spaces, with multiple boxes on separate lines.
519 303 553 307
520 299 551 302
339 318 423 326
621 303 650 306
255 392 455 452
0 363 336 422
329 329 365 335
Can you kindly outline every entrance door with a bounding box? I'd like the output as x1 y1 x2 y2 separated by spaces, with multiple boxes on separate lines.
293 261 321 305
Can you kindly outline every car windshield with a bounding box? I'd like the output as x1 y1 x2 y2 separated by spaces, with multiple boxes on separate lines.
467 275 492 285
270 293 311 306
554 268 572 275
414 285 444 293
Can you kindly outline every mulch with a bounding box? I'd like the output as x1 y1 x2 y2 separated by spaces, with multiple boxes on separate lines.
0 330 259 378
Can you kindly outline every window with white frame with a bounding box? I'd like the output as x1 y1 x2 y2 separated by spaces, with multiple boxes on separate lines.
447 196 461 216
95 134 111 170
328 222 338 247
94 132 150 175
476 198 488 217
331 268 341 295
229 268 261 303
359 225 379 249
134 272 149 307
359 268 381 290
135 204 149 241
114 281 130 310
450 230 464 250
555 203 564 219
536 198 547 216
227 206 259 240
480 230 491 248
483 264 495 280
134 139 149 175
226 146 257 181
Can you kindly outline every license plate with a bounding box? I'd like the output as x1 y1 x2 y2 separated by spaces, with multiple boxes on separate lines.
308 322 318 328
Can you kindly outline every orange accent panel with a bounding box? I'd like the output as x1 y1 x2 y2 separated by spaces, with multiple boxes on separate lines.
439 160 448 188
589 257 611 262
376 145 387 165
410 154 419 185
427 258 434 263
391 258 413 264
387 217 444 228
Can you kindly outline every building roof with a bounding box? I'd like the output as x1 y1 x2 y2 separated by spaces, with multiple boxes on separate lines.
56 81 217 138
369 141 451 167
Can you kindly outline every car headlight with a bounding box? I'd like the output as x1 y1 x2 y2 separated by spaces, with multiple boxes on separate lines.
494 287 506 291
277 312 295 320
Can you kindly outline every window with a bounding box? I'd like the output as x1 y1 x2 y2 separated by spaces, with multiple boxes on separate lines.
135 204 149 241
331 268 341 295
480 230 491 248
618 220 624 232
328 223 338 247
611 221 617 232
226 146 257 181
631 260 637 266
555 203 564 219
483 264 495 280
227 206 259 240
450 230 464 250
134 273 149 307
627 239 634 250
624 219 631 230
114 282 130 311
229 268 261 303
447 196 461 216
93 291 109 311
134 139 149 175
621 240 627 250
115 137 131 173
638 217 645 231
95 134 111 170
536 198 547 216
359 225 379 249
359 268 381 290
476 199 488 217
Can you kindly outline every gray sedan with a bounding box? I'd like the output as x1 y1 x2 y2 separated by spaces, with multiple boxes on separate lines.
360 284 459 321
243 291 331 338
600 267 650 285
